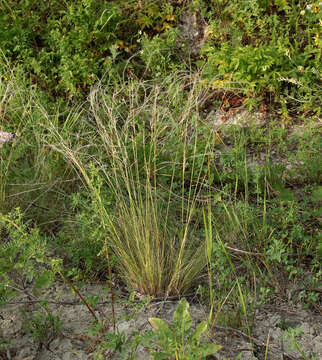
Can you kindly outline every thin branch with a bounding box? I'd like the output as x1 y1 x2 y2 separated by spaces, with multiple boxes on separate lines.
225 245 264 257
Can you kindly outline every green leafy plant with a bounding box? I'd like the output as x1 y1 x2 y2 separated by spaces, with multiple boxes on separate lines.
282 326 318 360
0 61 78 228
0 207 101 329
55 190 111 280
201 0 321 114
0 0 180 99
140 27 180 76
148 298 221 359
0 208 50 302
22 309 62 347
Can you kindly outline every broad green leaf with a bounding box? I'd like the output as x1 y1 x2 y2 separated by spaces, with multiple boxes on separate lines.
173 298 192 332
148 318 170 335
151 352 171 360
190 343 222 357
276 188 296 202
35 270 54 289
191 321 207 344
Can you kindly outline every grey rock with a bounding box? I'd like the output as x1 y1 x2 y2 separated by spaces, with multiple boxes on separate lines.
238 350 258 360
206 109 266 130
16 346 37 360
134 345 152 360
312 335 322 358
117 318 135 336
177 11 209 57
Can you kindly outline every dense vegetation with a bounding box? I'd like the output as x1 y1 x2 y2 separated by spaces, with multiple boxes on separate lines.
1 0 320 112
0 0 321 358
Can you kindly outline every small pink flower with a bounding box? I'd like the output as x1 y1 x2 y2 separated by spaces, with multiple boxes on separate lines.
0 131 15 146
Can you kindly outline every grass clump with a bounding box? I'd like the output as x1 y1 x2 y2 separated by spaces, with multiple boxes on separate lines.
0 2 321 357
46 73 214 297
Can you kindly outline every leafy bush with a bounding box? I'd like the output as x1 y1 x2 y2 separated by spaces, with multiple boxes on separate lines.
0 63 83 231
55 186 112 280
0 0 179 98
0 208 50 302
140 27 181 76
1 0 124 96
201 0 321 114
1 0 320 112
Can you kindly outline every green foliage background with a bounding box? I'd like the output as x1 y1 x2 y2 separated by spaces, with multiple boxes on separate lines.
1 0 320 112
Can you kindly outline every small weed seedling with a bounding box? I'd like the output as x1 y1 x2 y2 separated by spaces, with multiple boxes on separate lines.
22 309 62 348
148 298 221 359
